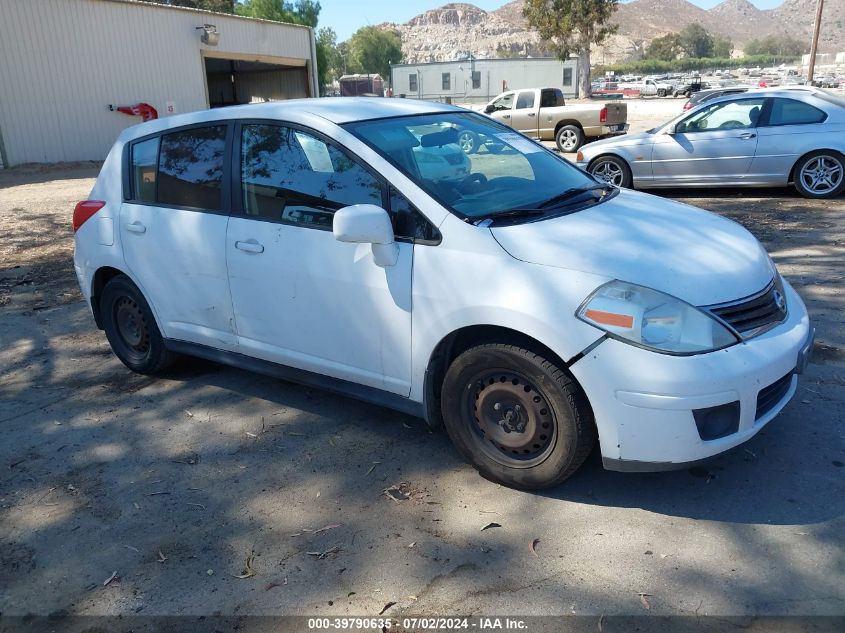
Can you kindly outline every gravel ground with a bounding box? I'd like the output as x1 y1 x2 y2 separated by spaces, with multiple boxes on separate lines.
1 131 843 621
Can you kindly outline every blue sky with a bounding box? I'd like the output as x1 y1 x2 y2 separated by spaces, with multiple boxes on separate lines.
322 0 785 41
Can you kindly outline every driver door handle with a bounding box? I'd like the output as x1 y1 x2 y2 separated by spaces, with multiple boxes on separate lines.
502 114 511 119
125 221 146 234
739 132 757 139
527 112 536 117
235 239 264 254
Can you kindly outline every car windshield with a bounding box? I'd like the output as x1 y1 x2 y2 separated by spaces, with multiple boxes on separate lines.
343 112 601 221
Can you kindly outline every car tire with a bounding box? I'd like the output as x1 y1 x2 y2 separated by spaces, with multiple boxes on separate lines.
555 125 584 153
792 150 845 199
100 274 175 374
588 155 632 188
657 88 667 98
458 130 479 154
440 343 596 490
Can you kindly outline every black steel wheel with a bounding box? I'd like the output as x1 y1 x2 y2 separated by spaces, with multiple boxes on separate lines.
100 274 174 374
441 343 596 489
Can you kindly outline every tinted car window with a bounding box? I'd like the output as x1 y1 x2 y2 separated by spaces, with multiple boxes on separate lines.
540 89 564 107
240 124 383 229
516 91 535 109
389 187 439 243
157 126 226 210
767 98 827 126
131 137 159 203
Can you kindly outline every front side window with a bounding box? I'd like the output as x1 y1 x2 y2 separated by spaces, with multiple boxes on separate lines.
515 91 535 110
409 73 417 92
389 187 439 242
442 73 451 90
767 98 826 126
157 126 226 210
131 137 159 203
676 98 765 133
345 112 599 222
240 124 382 229
490 93 514 112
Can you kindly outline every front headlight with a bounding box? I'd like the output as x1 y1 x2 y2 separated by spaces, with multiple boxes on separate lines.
576 280 739 354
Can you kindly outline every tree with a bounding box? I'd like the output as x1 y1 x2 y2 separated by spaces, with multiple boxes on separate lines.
235 0 320 27
152 0 235 12
317 27 343 88
679 23 714 58
712 35 733 59
646 33 682 61
346 26 403 80
523 0 619 98
744 35 806 56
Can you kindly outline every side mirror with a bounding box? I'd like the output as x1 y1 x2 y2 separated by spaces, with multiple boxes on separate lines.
333 204 398 268
484 104 495 114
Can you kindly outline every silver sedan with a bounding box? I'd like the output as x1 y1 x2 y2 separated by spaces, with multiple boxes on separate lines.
576 88 845 199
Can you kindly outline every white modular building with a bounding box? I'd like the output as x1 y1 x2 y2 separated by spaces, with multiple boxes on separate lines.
0 0 319 166
390 57 579 104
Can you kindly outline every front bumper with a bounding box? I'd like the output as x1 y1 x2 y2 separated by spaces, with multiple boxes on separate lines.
569 279 812 471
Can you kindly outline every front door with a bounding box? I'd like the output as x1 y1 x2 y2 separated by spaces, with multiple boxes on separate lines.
488 92 515 128
120 124 237 350
226 122 414 395
651 97 764 186
510 90 539 137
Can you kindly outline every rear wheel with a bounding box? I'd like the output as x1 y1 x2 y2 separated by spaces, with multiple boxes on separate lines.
588 155 632 188
441 343 596 490
100 275 174 374
555 125 584 153
457 130 479 154
793 151 844 199
657 88 667 97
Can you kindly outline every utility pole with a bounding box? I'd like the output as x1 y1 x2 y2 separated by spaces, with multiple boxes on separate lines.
807 0 824 84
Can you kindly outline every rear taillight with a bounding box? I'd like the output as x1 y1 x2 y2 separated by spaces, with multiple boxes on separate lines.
599 106 608 124
73 200 106 232
683 101 693 110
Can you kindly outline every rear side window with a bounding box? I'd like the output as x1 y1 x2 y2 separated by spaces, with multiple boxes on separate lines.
540 89 564 108
131 137 158 203
515 91 535 110
240 124 383 229
157 126 227 210
767 98 827 126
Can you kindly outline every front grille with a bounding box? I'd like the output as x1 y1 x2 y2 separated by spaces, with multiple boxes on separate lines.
707 279 787 338
755 371 794 420
443 153 465 165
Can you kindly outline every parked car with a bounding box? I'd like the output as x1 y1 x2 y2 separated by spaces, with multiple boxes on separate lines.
481 87 628 152
617 77 674 97
74 98 813 489
411 129 470 183
578 88 845 199
683 86 751 111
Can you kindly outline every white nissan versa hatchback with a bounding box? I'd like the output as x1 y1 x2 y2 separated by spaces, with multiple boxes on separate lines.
73 98 814 489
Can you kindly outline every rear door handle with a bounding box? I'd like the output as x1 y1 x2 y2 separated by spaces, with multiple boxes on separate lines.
125 221 146 234
739 132 756 139
527 112 536 117
235 239 264 254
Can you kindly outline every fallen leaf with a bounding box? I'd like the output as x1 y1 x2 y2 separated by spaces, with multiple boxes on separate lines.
408 542 416 548
186 502 206 510
347 591 355 597
184 410 194 418
287 432 306 437
207 569 214 576
307 546 340 560
315 491 321 499
402 421 413 429
598 615 604 633
638 593 651 610
529 538 540 556
157 550 168 563
103 571 119 587
265 582 281 591
408 595 418 600
379 601 397 615
133 502 140 510
124 545 140 553
245 431 257 438
481 522 501 531
384 486 409 502
232 552 257 579
313 523 342 534
366 461 381 476
328 436 336 447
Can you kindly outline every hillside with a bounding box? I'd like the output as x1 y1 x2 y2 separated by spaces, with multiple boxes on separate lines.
382 0 841 65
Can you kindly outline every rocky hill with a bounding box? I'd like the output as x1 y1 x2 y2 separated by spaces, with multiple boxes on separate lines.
382 0 842 65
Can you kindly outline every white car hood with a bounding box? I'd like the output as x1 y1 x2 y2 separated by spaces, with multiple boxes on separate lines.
490 189 773 306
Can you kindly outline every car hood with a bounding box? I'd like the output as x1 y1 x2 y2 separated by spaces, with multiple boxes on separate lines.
490 189 773 306
580 131 655 155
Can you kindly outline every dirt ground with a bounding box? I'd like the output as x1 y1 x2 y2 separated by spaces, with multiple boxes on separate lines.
1 145 844 622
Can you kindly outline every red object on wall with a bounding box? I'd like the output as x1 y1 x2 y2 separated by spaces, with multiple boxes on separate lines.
116 103 158 122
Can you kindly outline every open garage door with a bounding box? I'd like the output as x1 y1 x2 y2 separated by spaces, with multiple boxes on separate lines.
205 57 310 108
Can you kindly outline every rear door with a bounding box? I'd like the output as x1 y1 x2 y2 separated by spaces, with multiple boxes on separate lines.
510 90 539 137
120 124 237 350
651 97 764 185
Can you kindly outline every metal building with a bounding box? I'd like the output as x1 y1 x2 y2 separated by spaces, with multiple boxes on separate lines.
390 57 579 104
0 0 319 167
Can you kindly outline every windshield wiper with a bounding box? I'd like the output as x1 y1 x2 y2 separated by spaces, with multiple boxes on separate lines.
472 207 545 226
537 184 612 209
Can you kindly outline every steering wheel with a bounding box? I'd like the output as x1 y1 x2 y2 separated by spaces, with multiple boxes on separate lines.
718 120 746 130
458 172 488 193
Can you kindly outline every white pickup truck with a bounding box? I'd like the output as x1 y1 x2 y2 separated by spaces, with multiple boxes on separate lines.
478 87 628 152
617 78 674 97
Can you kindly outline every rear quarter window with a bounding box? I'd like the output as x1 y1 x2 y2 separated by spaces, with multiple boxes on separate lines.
131 138 158 203
767 98 827 126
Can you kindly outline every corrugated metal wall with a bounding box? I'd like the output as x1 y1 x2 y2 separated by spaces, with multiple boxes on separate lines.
0 0 316 165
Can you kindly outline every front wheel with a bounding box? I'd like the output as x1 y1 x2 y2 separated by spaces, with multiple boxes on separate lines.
441 343 596 490
100 275 174 374
457 130 479 154
657 88 667 97
793 151 844 199
555 125 584 153
588 155 632 188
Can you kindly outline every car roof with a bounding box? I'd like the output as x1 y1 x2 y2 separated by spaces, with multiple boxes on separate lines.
119 97 462 140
